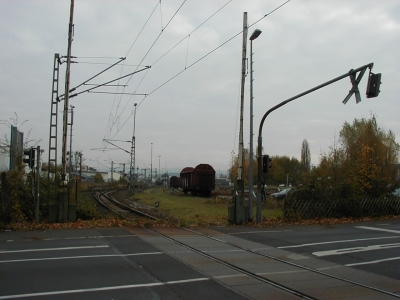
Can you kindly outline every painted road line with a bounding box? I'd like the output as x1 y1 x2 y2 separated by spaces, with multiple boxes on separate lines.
0 245 108 254
312 243 400 257
0 252 163 263
278 236 400 249
355 226 400 234
229 230 292 235
346 257 400 266
0 278 209 299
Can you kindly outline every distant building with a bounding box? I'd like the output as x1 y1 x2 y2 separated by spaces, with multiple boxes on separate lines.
215 178 231 187
0 150 8 172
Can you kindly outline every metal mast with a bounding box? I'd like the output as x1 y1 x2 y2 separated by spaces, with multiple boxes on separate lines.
237 12 248 194
48 54 60 181
229 12 248 225
129 103 137 192
61 0 74 184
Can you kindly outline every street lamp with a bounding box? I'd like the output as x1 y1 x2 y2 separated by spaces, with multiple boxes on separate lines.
151 143 153 186
249 29 262 221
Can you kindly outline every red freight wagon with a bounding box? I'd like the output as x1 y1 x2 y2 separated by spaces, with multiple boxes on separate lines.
169 176 180 188
180 164 215 196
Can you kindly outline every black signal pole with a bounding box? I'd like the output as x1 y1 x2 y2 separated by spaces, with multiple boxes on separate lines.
256 63 381 223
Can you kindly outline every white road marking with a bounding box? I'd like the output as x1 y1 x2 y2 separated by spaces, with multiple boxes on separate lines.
278 236 400 249
0 278 209 299
229 230 292 235
355 226 400 234
312 243 400 257
43 234 136 241
2 235 137 242
0 252 163 263
0 245 108 254
346 257 400 266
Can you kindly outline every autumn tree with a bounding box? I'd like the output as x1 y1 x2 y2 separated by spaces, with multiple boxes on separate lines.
267 155 302 186
339 115 399 197
315 115 399 198
94 173 104 183
228 148 256 187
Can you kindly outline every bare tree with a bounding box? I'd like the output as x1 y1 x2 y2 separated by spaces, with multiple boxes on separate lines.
0 112 41 150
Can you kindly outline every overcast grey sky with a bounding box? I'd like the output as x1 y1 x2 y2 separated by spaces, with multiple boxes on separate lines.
1 0 399 175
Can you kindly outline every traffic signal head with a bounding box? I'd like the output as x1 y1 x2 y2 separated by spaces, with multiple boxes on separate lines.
262 155 272 173
366 72 381 98
23 148 35 168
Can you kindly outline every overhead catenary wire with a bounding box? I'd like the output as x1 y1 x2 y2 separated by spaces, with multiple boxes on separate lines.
150 0 232 67
103 0 186 145
101 0 161 148
137 0 292 106
100 0 291 158
103 0 233 145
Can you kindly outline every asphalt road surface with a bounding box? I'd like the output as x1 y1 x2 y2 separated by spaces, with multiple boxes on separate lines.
211 219 400 280
1 219 398 299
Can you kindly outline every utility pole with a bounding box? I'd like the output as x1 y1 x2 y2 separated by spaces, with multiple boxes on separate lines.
129 103 137 192
150 143 153 186
68 105 74 181
61 0 74 184
158 156 161 179
228 12 248 225
237 12 247 200
111 161 114 183
78 152 82 178
35 146 40 223
58 0 74 223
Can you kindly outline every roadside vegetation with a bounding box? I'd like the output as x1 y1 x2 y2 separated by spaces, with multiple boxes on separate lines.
1 114 399 231
133 186 283 227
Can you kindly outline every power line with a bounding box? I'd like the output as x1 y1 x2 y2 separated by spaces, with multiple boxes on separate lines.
101 1 161 146
104 0 187 143
139 0 292 105
101 0 291 154
150 0 232 67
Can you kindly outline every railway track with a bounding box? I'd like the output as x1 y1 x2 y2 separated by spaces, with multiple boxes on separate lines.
91 188 398 298
92 188 159 221
136 226 399 299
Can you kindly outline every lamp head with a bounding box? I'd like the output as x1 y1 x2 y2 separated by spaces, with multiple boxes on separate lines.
250 29 262 41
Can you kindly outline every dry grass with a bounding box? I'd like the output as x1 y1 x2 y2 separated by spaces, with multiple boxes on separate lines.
132 186 283 226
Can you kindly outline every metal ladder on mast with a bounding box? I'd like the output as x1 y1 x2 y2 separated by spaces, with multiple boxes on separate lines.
47 53 60 221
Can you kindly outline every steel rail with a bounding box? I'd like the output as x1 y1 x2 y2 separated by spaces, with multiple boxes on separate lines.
181 226 400 298
143 227 319 300
92 188 159 220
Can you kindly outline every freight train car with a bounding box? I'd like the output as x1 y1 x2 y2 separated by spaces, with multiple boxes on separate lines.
180 164 215 196
179 167 194 194
169 176 180 189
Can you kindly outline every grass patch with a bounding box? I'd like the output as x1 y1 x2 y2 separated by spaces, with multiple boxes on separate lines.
132 187 283 226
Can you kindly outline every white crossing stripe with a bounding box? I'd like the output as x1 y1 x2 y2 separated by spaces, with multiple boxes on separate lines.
355 226 400 234
0 252 163 263
0 245 108 254
346 257 400 266
313 243 400 257
0 278 209 299
278 235 400 249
